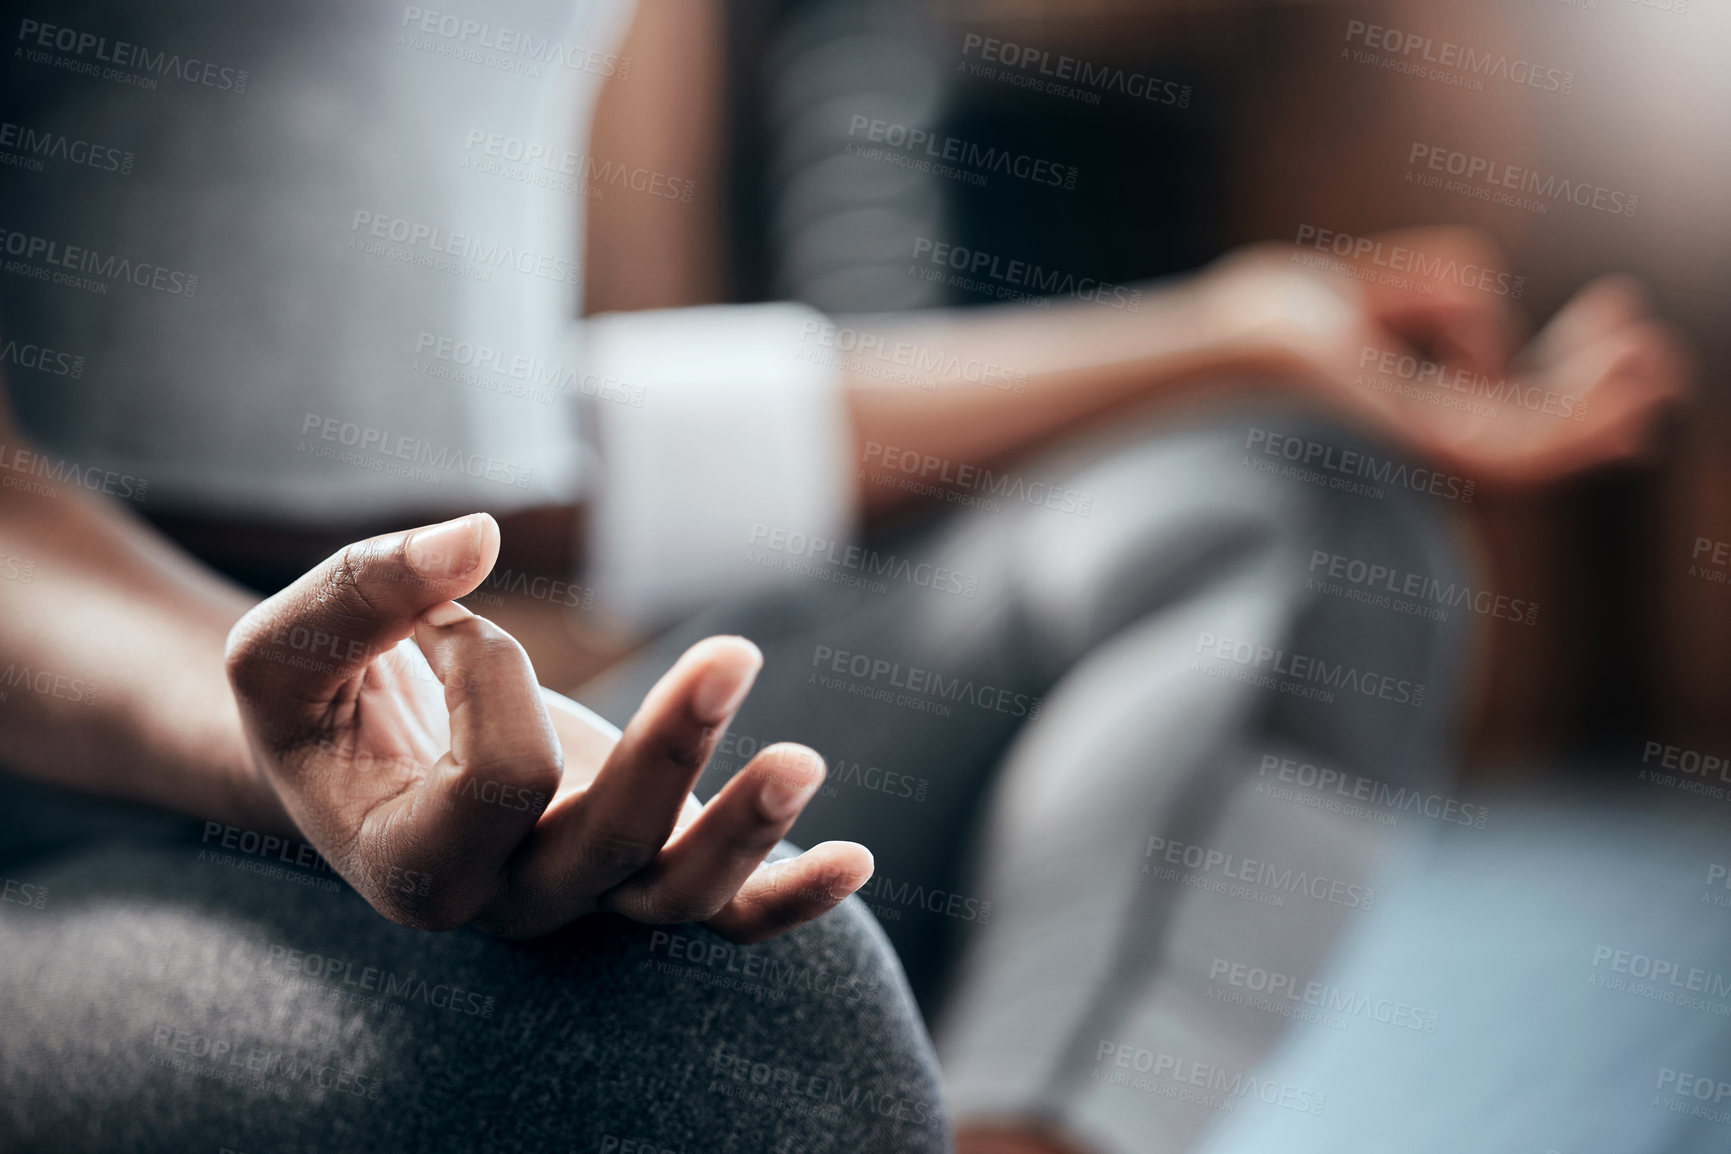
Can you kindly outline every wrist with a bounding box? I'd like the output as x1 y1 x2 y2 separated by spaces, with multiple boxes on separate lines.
1195 252 1362 374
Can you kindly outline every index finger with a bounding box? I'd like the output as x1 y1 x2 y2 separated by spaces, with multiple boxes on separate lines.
539 636 762 890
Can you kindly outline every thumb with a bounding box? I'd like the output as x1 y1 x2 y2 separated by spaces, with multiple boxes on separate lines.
225 513 500 735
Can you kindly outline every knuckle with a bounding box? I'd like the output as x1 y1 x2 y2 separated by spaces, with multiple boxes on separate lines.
443 614 524 654
222 613 271 694
653 890 728 925
719 822 784 862
458 754 562 806
478 631 535 675
326 543 388 622
578 826 653 883
468 617 518 647
655 725 714 775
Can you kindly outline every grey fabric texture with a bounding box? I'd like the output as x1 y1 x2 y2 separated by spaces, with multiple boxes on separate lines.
0 835 949 1153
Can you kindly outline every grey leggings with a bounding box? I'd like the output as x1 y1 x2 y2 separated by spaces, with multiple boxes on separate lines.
0 814 949 1154
585 410 1472 1149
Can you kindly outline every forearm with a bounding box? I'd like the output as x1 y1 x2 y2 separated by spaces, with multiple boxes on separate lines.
841 271 1303 516
0 465 291 834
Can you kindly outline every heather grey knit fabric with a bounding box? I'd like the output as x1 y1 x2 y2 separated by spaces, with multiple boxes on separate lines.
0 834 949 1154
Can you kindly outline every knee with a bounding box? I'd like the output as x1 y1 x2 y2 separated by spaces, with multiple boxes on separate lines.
992 421 1312 662
624 897 952 1150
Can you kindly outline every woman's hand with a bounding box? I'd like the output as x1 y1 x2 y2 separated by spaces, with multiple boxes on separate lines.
224 512 870 942
1203 227 1690 489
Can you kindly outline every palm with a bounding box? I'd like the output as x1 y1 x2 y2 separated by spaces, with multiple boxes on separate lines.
353 637 635 829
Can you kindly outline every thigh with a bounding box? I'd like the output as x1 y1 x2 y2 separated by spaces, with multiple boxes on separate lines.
0 834 948 1154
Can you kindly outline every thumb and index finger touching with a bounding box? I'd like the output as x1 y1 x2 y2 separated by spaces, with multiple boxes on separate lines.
224 513 575 924
225 513 503 743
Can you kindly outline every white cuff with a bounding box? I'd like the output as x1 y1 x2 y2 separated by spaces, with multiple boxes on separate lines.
583 303 854 629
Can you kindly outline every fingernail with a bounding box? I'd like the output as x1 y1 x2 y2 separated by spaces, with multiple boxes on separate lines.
807 848 873 900
422 600 473 628
407 514 483 578
691 644 761 723
829 851 873 898
759 763 821 822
